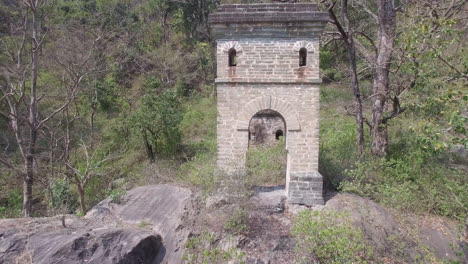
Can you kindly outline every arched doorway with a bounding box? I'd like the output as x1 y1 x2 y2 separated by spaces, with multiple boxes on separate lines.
246 110 287 187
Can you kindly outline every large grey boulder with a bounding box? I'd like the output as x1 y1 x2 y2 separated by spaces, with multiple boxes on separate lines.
0 184 195 264
87 185 194 264
0 217 162 264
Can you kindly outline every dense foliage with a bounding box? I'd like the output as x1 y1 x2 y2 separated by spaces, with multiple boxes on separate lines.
0 0 466 228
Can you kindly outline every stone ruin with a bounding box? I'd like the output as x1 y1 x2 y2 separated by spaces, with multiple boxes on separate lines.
209 3 328 205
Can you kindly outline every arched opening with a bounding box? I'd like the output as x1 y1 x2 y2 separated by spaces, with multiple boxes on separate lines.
246 109 287 187
228 48 237 67
299 48 307 67
275 129 284 140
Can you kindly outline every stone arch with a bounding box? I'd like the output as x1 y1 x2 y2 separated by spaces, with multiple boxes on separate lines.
293 41 315 53
236 96 301 131
220 41 243 54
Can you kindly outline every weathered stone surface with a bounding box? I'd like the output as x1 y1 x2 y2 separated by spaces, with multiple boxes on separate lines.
0 185 195 264
250 186 286 213
87 185 194 264
0 217 162 264
210 3 327 206
209 4 328 39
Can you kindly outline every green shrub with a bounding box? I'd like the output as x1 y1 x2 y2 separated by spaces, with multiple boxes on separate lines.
292 210 373 264
0 189 22 218
224 208 249 235
109 189 127 204
48 178 78 214
341 152 467 221
184 231 246 264
129 83 182 161
319 80 467 221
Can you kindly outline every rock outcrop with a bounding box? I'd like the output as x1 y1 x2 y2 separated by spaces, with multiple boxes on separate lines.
200 188 466 263
0 184 195 264
87 185 195 264
0 185 464 264
0 217 162 264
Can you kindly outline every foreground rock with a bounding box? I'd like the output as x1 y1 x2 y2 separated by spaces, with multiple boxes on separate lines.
0 216 162 264
0 185 464 263
0 184 195 264
196 188 466 264
324 193 467 262
87 185 196 263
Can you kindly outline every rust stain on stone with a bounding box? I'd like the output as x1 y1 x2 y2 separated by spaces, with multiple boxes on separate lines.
295 67 306 80
228 66 236 79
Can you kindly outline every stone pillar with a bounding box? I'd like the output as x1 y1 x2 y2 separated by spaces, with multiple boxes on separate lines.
209 3 328 205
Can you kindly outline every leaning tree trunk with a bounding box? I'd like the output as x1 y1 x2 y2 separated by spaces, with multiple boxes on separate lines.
370 0 396 156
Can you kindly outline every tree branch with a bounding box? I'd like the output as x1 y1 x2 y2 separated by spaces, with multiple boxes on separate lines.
356 0 379 23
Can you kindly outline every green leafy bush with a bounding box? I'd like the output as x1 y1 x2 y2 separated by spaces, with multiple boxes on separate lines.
0 189 22 218
109 189 127 204
130 81 182 161
47 178 78 214
184 231 246 264
292 210 373 264
341 152 467 221
224 208 249 235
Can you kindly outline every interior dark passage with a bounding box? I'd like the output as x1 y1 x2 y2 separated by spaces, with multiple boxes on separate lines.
246 110 287 187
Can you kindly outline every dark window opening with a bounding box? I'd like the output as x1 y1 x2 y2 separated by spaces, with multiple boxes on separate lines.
275 129 284 140
228 48 237 67
299 48 307 67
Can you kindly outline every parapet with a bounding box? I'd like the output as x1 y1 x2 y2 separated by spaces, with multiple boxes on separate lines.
208 3 329 39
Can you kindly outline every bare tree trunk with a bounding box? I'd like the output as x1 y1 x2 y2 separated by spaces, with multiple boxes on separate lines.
90 86 98 138
162 9 170 44
350 41 365 159
23 153 34 217
23 3 39 217
342 0 365 159
370 0 396 156
327 0 365 159
77 185 86 215
143 131 155 162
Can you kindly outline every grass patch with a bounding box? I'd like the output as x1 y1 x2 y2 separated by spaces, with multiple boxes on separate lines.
177 97 218 193
292 210 373 264
246 137 287 187
184 231 246 264
224 207 250 235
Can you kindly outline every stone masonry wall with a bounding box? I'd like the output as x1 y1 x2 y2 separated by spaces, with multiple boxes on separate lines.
216 83 323 205
210 3 328 205
216 39 320 82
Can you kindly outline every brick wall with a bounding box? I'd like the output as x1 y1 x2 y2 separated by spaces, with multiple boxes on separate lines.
216 39 320 82
210 3 327 205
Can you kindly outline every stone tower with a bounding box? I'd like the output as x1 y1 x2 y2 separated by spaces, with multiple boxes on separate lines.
209 3 328 205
